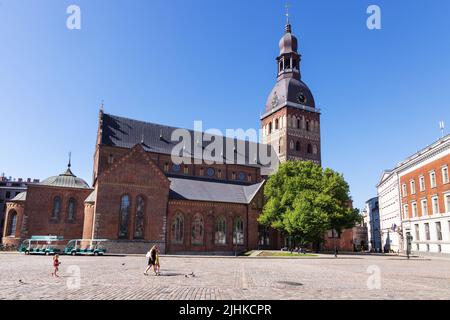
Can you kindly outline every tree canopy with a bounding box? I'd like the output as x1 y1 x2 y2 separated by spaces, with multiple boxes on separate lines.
258 161 360 245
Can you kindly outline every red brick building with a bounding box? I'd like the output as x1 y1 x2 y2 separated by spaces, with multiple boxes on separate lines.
3 19 323 254
2 166 93 247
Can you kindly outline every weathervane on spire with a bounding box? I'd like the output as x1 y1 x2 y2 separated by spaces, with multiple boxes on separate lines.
68 152 72 168
284 3 292 33
285 3 291 24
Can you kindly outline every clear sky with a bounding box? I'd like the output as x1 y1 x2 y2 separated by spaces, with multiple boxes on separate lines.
1 0 449 210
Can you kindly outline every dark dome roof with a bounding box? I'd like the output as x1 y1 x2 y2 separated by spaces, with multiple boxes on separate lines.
265 77 315 113
279 31 298 55
40 168 90 189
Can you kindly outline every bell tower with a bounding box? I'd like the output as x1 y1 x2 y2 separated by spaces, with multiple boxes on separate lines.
261 12 321 165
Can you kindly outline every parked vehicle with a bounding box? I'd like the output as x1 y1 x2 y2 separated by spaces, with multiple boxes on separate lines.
19 236 64 255
63 239 107 256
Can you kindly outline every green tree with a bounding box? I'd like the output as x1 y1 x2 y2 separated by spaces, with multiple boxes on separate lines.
258 161 360 249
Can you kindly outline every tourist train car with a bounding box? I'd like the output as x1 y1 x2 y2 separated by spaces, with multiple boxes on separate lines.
63 239 107 256
19 235 64 255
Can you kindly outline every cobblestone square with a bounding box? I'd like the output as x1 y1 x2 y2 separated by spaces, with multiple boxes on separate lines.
1 253 450 300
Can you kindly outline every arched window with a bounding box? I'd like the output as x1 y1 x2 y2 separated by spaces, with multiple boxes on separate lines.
313 145 318 155
52 196 61 220
191 214 204 245
290 140 294 150
118 195 130 239
297 118 301 129
275 118 279 130
68 198 76 221
233 217 244 245
296 141 301 152
307 144 313 154
8 211 17 236
306 121 310 132
268 122 272 134
215 216 227 245
171 213 184 244
134 196 145 239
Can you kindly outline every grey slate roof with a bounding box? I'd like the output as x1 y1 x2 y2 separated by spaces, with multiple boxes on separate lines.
10 191 26 202
168 177 264 204
101 113 275 168
85 189 97 203
40 168 91 189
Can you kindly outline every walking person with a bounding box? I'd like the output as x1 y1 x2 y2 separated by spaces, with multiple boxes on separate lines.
144 245 157 276
154 245 161 276
51 254 61 277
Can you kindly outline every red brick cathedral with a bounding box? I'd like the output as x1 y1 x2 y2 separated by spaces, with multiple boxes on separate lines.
2 20 321 254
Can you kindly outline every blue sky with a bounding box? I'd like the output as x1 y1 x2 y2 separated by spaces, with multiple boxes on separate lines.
1 0 449 209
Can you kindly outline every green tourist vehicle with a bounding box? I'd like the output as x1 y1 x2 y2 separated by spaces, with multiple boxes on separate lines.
63 239 108 256
19 236 64 255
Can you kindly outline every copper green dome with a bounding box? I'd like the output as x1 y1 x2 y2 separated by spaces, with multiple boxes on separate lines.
40 167 90 189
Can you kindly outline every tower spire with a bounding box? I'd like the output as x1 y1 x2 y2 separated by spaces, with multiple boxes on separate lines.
68 152 72 168
285 3 292 33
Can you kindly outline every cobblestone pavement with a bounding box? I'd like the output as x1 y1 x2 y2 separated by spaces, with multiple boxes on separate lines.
1 253 450 300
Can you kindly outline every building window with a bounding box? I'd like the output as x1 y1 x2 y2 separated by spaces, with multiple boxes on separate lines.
421 199 428 216
313 145 318 155
432 196 439 215
307 144 312 154
134 196 145 239
290 140 294 150
415 224 420 241
232 172 236 180
419 176 425 191
430 171 437 188
402 184 407 197
218 170 222 179
436 222 442 241
442 166 449 184
295 141 301 152
233 217 244 245
445 194 450 213
184 166 189 175
411 202 418 217
171 213 184 244
297 118 301 129
403 204 409 219
191 214 204 245
68 198 76 221
5 191 11 199
306 121 310 132
164 163 169 172
108 154 114 164
52 196 61 220
410 180 416 195
247 174 252 182
268 122 272 134
215 216 226 245
200 167 204 176
118 195 130 239
275 119 279 130
8 211 17 236
424 223 430 241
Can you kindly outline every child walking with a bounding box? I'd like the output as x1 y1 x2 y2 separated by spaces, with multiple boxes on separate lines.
52 254 61 277
154 245 161 276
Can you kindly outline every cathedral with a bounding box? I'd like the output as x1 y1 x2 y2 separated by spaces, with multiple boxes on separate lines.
2 19 321 254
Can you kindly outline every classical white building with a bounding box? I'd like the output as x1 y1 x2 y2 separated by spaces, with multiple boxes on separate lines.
377 171 403 252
